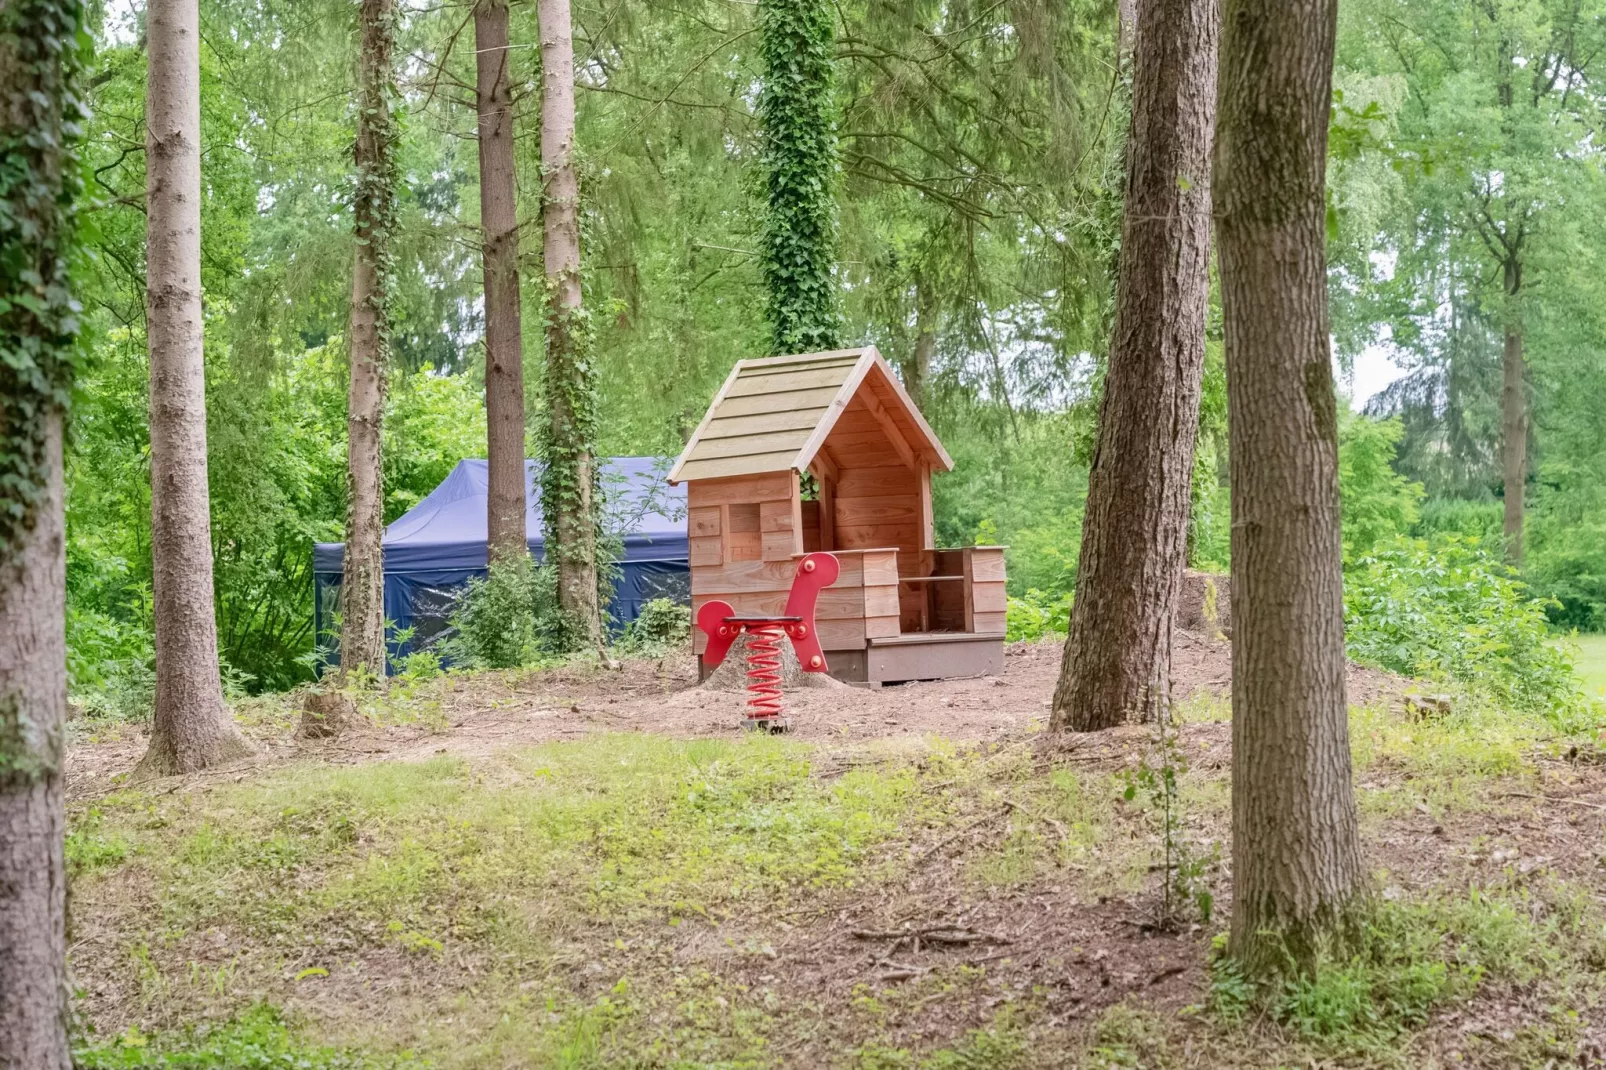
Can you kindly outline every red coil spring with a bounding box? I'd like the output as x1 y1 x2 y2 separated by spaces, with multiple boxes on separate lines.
743 622 785 720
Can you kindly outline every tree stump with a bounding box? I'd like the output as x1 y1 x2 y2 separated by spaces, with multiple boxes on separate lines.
1177 569 1231 638
297 689 360 739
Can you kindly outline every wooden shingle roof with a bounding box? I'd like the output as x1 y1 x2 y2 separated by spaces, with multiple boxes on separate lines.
668 347 952 484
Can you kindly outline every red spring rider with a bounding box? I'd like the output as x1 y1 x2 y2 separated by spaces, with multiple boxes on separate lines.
695 552 839 732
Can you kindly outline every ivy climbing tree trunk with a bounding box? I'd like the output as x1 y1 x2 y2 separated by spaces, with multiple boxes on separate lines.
336 0 399 683
538 0 606 652
1050 0 1218 733
1500 257 1526 565
1215 0 1362 973
0 5 86 1062
758 0 842 353
137 0 252 779
475 0 528 565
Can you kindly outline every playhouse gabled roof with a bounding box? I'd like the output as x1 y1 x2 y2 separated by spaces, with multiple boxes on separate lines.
667 347 953 484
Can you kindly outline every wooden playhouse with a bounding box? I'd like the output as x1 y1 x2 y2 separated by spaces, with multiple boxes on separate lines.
668 347 1007 684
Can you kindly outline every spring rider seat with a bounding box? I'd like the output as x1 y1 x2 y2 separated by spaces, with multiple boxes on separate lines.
695 552 840 732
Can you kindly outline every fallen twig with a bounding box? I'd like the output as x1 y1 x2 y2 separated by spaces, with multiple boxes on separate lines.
914 807 1008 866
1003 798 1069 842
1499 791 1606 812
851 925 1011 946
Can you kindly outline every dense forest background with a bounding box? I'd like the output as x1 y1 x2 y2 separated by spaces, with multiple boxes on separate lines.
66 0 1606 702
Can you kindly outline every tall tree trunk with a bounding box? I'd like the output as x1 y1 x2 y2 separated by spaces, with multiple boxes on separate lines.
757 0 842 353
0 420 70 1070
475 0 528 565
137 0 251 779
1500 258 1525 565
538 0 606 651
336 0 399 683
1050 0 1218 732
903 281 934 411
1215 0 1362 973
0 8 84 1060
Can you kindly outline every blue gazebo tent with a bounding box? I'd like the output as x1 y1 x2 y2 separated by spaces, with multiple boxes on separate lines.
313 457 688 666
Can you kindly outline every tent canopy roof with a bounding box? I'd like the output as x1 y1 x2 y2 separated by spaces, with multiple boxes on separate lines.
667 347 952 484
314 457 685 573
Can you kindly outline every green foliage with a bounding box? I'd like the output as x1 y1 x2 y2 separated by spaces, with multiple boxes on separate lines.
1211 884 1603 1058
1344 535 1578 712
0 0 88 567
616 597 690 656
75 1004 420 1068
1004 589 1072 643
443 557 569 670
756 0 843 352
1337 411 1423 561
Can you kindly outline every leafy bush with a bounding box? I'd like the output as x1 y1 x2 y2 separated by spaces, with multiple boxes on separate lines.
443 557 574 669
617 597 690 655
1006 588 1073 642
1344 535 1578 712
1338 412 1423 562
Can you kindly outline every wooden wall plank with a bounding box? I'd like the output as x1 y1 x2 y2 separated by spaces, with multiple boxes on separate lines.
971 580 1007 615
834 498 918 529
759 500 794 532
861 550 899 586
970 547 1007 582
687 471 795 507
972 610 1006 634
690 536 722 568
689 506 721 537
833 464 915 498
692 555 865 595
801 500 821 552
864 584 899 618
836 522 919 552
762 530 797 562
865 615 900 639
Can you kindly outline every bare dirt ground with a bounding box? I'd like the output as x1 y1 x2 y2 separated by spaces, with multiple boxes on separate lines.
63 637 1606 1067
64 631 1405 797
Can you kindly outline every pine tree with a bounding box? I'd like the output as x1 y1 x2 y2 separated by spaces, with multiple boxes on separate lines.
1051 0 1218 732
137 0 253 778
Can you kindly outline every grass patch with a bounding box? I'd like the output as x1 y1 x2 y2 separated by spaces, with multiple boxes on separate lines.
1577 634 1606 698
75 1005 423 1068
1206 878 1606 1061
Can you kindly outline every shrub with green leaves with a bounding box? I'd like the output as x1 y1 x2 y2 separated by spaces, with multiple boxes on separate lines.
443 557 571 669
1005 588 1073 642
617 597 689 655
1344 535 1578 712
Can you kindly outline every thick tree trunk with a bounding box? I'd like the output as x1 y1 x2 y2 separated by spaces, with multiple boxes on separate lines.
336 0 399 683
0 419 70 1069
1500 260 1525 565
137 0 251 779
1 13 80 1058
538 0 606 651
1050 0 1218 732
1215 0 1362 974
475 0 528 565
